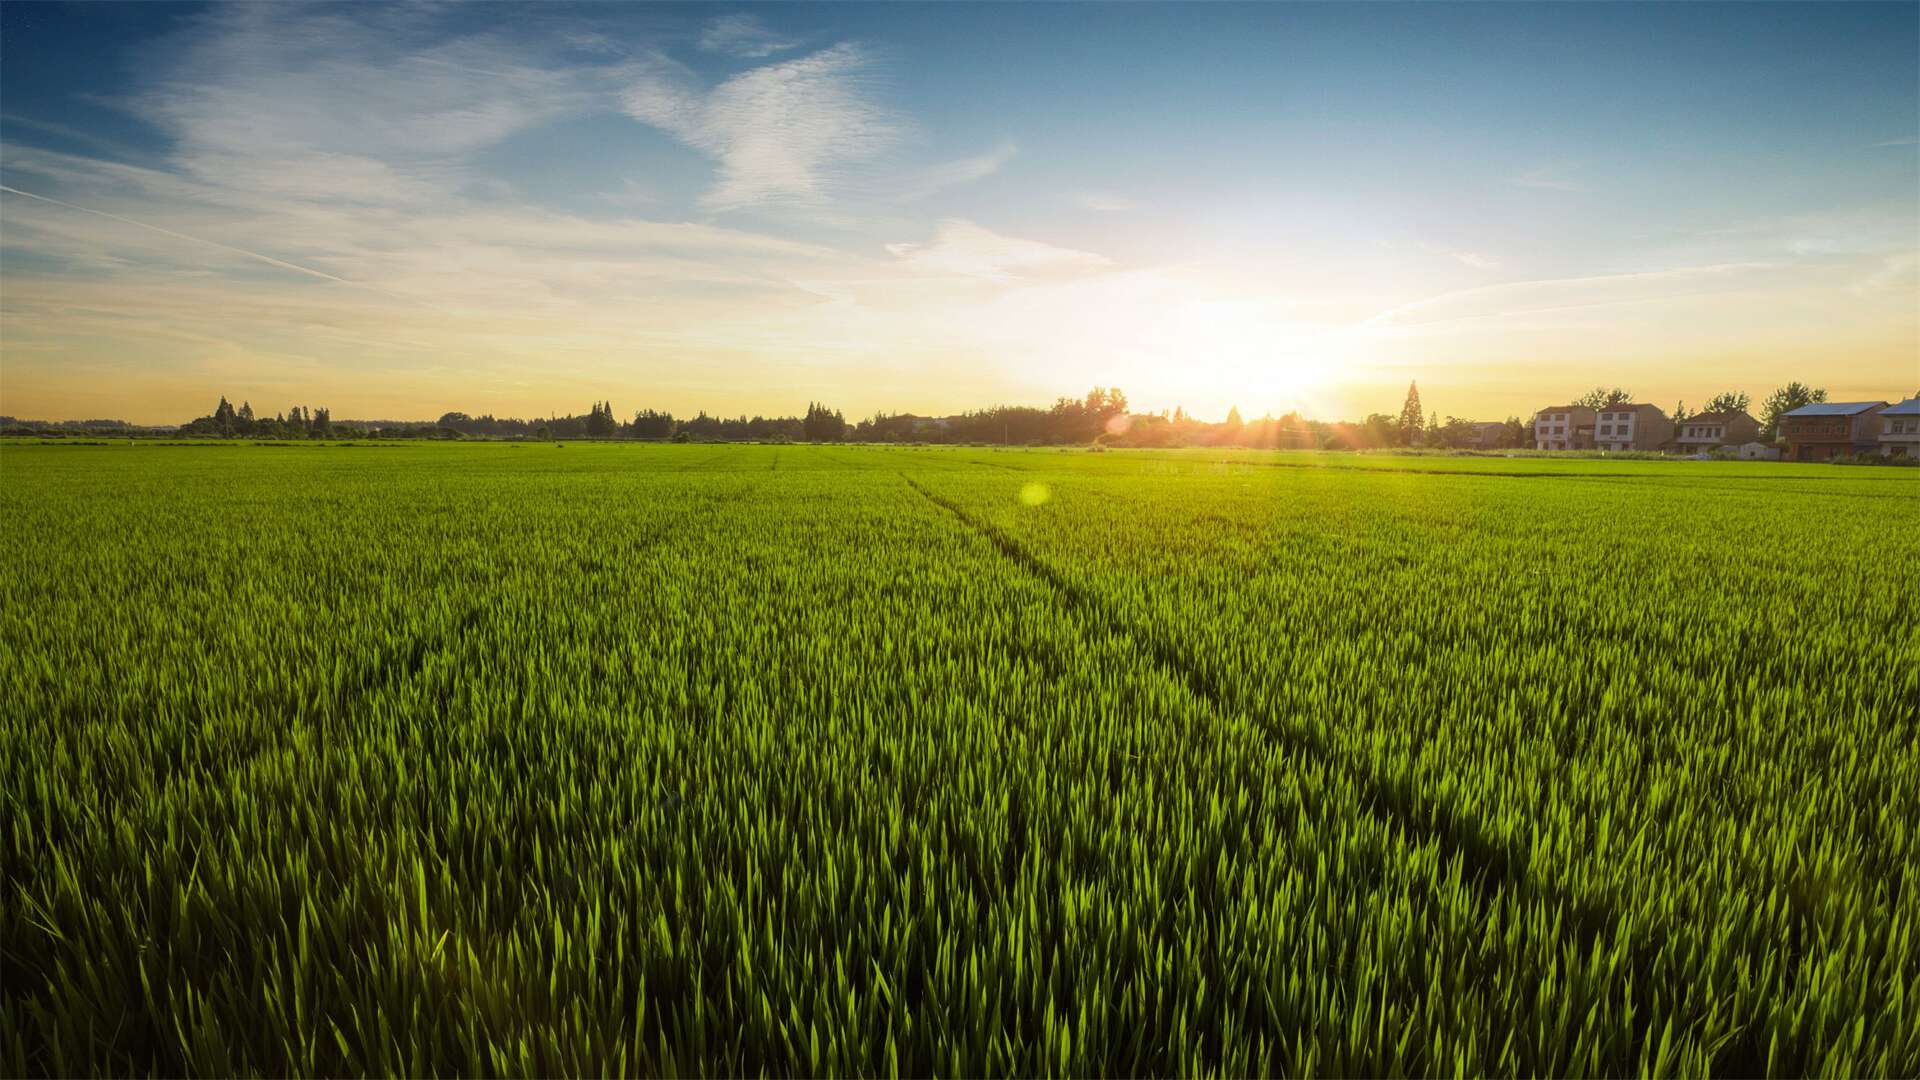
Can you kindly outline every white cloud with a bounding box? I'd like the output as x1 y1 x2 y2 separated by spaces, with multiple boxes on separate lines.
1074 191 1138 213
699 15 800 60
885 219 1109 281
134 5 594 205
1511 165 1587 192
889 142 1017 202
1364 263 1785 328
1450 251 1500 270
621 44 901 210
1852 251 1920 294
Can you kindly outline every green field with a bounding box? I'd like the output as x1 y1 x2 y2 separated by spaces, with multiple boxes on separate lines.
3 442 1916 1077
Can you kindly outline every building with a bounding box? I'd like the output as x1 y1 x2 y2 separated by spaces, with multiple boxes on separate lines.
1778 401 1888 461
1467 421 1509 449
1673 410 1760 454
1533 406 1595 450
1878 397 1920 458
1736 442 1781 461
1592 404 1674 452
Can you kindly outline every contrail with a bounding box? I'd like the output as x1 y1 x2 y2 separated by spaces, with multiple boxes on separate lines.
0 183 357 286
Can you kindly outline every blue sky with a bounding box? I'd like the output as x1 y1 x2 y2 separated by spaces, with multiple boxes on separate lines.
2 2 1915 422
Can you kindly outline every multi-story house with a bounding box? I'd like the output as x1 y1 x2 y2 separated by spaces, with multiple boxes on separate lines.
1532 405 1594 450
1878 397 1920 458
1591 404 1673 451
1779 401 1888 461
1672 410 1760 454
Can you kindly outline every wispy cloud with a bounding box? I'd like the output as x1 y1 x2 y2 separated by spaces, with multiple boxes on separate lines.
621 44 901 210
133 5 594 207
1450 251 1500 270
699 15 801 60
885 219 1108 281
1074 191 1139 213
1869 135 1919 148
1365 262 1783 328
1511 165 1587 192
888 142 1017 202
1852 250 1920 294
1 183 359 286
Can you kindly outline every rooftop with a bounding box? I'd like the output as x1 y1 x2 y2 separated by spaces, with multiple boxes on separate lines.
1780 401 1887 417
1881 397 1920 417
1679 411 1753 425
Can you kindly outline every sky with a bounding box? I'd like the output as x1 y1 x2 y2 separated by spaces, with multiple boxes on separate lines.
1 2 1915 425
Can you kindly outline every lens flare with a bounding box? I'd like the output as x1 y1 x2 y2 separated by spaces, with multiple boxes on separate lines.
1019 482 1051 506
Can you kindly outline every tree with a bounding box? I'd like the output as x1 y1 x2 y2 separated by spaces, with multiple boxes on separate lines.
1501 416 1529 449
585 401 616 438
309 407 332 439
1362 413 1396 448
803 402 846 442
1574 386 1633 409
1397 382 1422 446
627 409 675 440
1760 382 1826 440
1702 390 1751 415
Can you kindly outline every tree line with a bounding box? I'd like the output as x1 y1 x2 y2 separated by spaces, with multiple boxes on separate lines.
144 385 1513 450
10 378 1877 448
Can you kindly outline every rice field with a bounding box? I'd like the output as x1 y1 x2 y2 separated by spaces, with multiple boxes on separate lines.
2 441 1915 1077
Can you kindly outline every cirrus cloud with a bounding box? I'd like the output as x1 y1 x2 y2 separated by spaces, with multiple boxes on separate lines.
621 43 901 210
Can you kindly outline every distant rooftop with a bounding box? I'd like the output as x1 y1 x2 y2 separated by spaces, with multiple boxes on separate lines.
1881 397 1920 416
1780 401 1887 417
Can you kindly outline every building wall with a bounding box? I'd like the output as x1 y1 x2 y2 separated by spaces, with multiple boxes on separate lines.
1782 408 1886 460
1880 413 1920 457
1674 413 1758 450
1592 406 1671 451
1533 407 1595 450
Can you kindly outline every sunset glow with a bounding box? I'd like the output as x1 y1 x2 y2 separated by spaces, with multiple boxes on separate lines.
2 3 1915 424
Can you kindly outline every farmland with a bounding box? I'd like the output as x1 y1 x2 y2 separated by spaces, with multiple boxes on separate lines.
2 442 1916 1077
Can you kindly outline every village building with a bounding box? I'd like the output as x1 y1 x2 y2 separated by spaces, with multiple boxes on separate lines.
1532 405 1594 450
1592 403 1674 452
1879 397 1920 458
1778 401 1889 461
1736 442 1781 461
1466 421 1508 450
1673 410 1760 454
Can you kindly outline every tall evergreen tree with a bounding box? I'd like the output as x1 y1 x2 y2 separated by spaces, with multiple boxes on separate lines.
1397 382 1422 446
585 400 616 438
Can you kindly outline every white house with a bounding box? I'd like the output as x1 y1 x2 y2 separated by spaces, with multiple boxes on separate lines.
1880 397 1920 458
1673 410 1760 453
1592 404 1674 452
1532 405 1595 450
